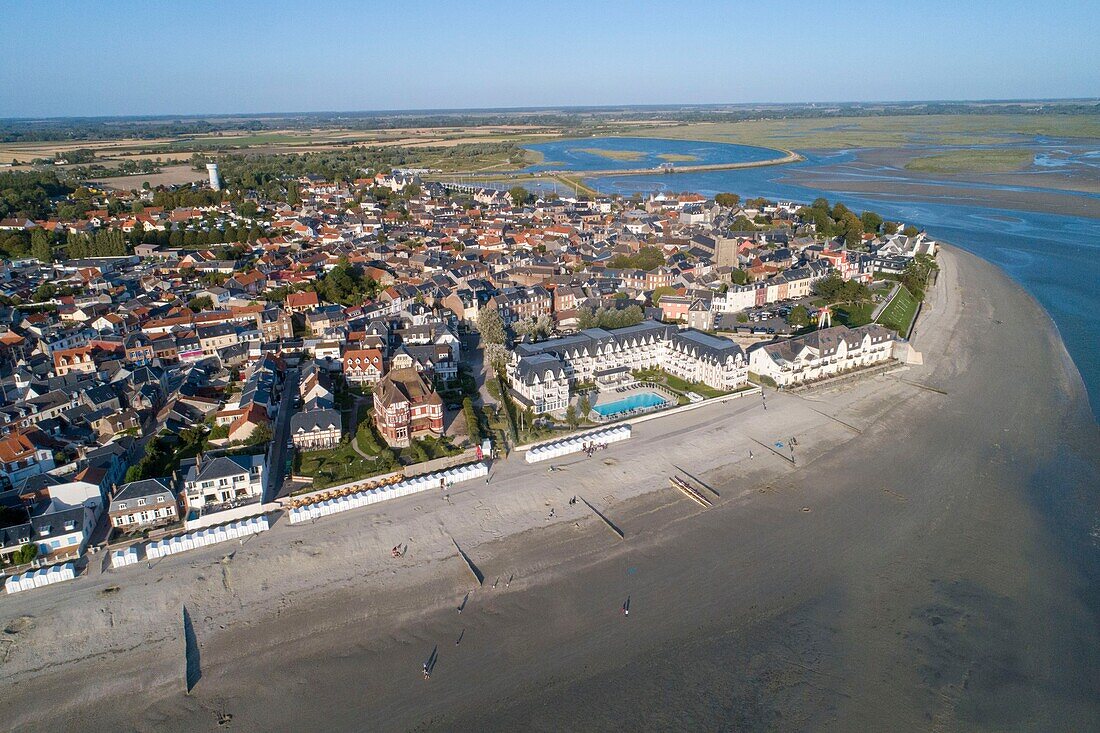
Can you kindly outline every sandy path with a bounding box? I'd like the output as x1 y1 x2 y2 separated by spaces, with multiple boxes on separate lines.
1 247 1097 731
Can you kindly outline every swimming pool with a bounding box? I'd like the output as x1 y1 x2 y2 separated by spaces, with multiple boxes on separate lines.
592 391 667 417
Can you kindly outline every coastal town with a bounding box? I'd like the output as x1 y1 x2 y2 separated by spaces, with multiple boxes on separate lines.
0 162 937 595
4 0 1098 727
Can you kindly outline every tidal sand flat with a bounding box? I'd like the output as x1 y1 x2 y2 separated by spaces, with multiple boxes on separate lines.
1 249 1097 731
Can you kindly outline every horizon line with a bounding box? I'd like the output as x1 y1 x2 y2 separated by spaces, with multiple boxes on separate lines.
3 97 1098 124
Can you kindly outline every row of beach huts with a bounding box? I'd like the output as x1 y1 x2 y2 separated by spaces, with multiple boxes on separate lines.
287 462 490 524
524 425 632 463
4 562 77 594
3 445 625 597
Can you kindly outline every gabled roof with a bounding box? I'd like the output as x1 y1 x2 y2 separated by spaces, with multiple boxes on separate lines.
113 477 174 503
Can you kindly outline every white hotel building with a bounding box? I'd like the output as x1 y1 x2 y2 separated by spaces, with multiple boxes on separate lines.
507 321 748 414
747 324 897 387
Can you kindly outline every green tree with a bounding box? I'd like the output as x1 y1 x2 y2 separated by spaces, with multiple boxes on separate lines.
715 192 740 207
508 186 529 208
608 245 666 271
860 210 883 235
729 269 749 285
34 282 57 301
484 343 509 372
789 305 810 328
12 543 38 565
31 228 51 263
513 313 552 341
187 296 213 313
565 404 579 428
902 225 920 237
651 286 677 305
241 423 273 446
577 395 590 419
883 221 899 235
476 306 506 345
462 397 481 444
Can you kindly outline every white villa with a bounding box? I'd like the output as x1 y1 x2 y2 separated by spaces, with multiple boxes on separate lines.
712 263 831 314
289 408 342 451
180 454 265 513
508 321 748 414
747 324 897 387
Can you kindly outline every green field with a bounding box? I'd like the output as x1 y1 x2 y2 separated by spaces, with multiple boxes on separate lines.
903 148 1035 173
625 114 1100 149
877 285 920 335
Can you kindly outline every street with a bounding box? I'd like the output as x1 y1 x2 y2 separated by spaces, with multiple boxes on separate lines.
265 366 299 503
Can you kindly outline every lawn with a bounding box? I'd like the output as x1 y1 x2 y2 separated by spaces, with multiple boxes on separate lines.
295 441 396 490
399 435 463 464
633 367 728 400
877 285 920 335
831 301 876 328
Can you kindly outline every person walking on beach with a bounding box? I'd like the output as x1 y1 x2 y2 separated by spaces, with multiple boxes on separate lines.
749 450 754 460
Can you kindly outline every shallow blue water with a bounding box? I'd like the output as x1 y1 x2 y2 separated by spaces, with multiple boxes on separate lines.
522 136 780 173
535 141 1100 421
593 391 667 416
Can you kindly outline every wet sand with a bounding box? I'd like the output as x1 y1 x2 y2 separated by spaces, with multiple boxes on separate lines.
785 147 1100 218
2 247 1098 731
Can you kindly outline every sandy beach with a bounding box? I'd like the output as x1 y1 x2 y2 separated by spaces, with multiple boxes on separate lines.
1 246 1098 731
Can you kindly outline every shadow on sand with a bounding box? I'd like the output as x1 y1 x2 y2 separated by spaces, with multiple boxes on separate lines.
183 605 201 693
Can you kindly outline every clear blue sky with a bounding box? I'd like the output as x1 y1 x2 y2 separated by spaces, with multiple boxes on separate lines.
2 0 1097 118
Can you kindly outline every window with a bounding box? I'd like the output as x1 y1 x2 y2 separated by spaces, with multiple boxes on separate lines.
118 502 127 509
137 498 146 506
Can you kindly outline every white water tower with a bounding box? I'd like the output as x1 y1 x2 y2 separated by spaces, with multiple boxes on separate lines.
206 163 221 191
